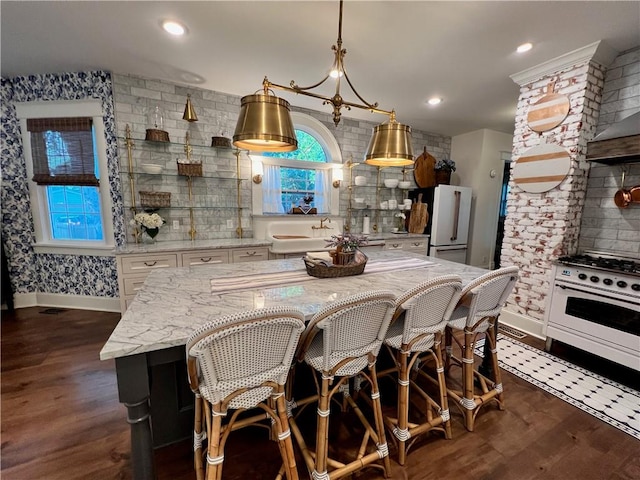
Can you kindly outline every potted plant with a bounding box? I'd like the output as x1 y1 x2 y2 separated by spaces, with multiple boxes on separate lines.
131 212 165 243
434 158 456 185
325 233 368 265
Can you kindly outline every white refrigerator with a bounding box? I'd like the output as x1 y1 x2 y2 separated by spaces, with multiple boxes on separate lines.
428 185 472 264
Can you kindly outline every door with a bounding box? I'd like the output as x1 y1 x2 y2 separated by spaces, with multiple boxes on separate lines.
431 185 472 247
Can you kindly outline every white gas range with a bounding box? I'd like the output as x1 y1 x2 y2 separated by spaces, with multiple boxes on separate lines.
543 251 640 371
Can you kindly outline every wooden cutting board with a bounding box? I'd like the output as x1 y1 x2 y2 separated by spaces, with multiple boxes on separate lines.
513 143 570 193
408 193 428 233
527 80 570 133
413 147 436 188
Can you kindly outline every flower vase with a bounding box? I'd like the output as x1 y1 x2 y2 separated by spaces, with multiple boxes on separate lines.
332 246 355 265
142 228 159 244
435 170 451 185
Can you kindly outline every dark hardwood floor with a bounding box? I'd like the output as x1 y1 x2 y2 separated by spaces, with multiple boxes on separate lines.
1 307 638 480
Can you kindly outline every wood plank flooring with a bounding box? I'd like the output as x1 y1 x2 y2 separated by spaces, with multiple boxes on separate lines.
1 307 638 480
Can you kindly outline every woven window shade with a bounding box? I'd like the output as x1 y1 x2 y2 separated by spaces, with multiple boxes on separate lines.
27 117 99 186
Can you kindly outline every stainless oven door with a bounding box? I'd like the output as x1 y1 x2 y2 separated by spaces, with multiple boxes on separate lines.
546 280 640 370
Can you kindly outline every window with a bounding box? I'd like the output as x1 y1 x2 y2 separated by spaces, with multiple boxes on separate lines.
16 101 114 255
251 112 342 216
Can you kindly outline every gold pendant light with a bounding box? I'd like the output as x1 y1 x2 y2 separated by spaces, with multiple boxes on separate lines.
233 89 298 152
364 112 414 167
233 0 413 165
182 94 198 122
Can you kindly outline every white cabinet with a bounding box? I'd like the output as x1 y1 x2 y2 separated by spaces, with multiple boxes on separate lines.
383 237 428 255
117 246 269 312
181 250 230 267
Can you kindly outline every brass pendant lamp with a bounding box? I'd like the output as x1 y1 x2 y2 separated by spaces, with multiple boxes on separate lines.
182 94 198 122
233 0 414 165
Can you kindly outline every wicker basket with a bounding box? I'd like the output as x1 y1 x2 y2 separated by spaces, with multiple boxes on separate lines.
304 250 367 278
211 136 231 148
177 161 203 177
145 128 170 143
139 191 171 209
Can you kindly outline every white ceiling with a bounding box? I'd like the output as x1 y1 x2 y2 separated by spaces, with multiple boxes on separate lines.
2 1 639 137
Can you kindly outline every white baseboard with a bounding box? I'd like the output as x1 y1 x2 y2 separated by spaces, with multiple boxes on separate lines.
12 292 121 313
499 308 545 339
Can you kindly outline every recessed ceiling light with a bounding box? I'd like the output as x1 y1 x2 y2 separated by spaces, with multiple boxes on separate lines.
427 97 442 106
162 20 187 36
517 42 533 53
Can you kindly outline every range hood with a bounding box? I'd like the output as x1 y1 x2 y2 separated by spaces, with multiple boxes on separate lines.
586 112 640 164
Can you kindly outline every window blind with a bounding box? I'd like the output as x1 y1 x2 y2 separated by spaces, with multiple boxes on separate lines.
27 117 99 186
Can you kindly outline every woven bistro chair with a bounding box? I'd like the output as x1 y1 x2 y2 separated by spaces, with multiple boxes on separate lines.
444 266 519 432
380 275 462 465
288 290 396 480
186 306 306 480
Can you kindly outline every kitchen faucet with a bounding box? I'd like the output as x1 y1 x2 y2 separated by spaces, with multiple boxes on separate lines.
312 217 331 229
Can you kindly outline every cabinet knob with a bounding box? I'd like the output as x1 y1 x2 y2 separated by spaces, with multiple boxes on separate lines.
392 243 400 248
143 261 158 267
247 251 257 256
412 242 420 247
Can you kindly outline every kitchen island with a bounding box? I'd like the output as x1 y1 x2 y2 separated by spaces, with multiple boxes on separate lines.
100 250 490 480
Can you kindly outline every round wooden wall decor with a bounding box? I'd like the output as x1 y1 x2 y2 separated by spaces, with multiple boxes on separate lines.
513 143 571 193
527 81 570 133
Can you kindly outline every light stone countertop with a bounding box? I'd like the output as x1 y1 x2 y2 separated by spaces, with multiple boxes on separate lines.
114 233 428 255
100 250 485 361
115 238 272 255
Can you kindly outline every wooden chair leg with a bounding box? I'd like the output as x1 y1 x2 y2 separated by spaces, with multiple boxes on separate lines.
395 350 410 466
275 392 299 480
369 363 392 477
313 374 331 480
206 404 224 480
433 333 452 440
194 394 205 480
462 330 476 432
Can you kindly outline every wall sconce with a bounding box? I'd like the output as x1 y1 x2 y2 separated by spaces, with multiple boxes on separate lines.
332 167 344 188
252 159 264 184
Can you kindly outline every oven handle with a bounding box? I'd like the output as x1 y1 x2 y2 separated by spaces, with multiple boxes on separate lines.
556 284 640 307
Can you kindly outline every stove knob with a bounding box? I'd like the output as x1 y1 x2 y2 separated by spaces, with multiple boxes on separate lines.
603 278 613 286
632 284 640 292
617 280 627 289
578 273 587 280
590 276 599 283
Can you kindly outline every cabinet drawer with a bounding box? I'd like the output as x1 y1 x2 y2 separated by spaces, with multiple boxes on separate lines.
405 240 427 253
119 254 178 274
384 241 405 250
232 247 269 263
123 275 148 297
181 250 230 267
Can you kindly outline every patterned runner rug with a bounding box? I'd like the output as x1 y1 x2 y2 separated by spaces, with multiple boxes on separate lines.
475 334 640 440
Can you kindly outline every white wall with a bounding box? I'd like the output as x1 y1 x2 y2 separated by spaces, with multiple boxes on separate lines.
451 129 513 268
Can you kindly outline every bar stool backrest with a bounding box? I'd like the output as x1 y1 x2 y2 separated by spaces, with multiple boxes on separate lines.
458 266 519 330
186 306 306 410
298 290 396 376
397 275 463 343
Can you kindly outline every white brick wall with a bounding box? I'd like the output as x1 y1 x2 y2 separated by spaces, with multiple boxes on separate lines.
501 60 607 320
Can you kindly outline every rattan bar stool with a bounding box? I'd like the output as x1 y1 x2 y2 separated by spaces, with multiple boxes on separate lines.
444 266 519 432
288 290 396 480
380 275 462 465
186 306 306 480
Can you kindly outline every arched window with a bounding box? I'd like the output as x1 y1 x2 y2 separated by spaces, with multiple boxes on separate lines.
251 113 342 215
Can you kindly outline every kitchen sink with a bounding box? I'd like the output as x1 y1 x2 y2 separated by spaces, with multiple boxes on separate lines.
269 236 332 254
265 219 339 254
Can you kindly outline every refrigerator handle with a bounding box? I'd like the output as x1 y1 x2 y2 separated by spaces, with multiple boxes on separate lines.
451 190 461 241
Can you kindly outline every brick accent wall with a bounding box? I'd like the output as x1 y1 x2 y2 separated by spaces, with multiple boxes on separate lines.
501 60 607 322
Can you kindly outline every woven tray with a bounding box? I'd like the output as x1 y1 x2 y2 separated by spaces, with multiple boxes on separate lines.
177 161 203 177
145 128 170 143
304 250 367 278
139 191 171 208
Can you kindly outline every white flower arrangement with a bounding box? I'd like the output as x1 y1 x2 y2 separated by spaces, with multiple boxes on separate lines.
131 212 165 229
395 212 406 220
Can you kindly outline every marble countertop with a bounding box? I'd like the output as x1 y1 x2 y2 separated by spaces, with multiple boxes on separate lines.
115 238 272 255
100 250 486 361
114 233 428 255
